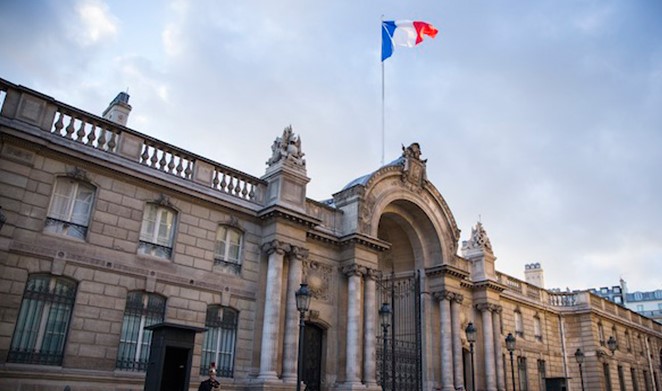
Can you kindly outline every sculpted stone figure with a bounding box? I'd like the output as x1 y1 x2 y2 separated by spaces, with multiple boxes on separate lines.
266 125 306 167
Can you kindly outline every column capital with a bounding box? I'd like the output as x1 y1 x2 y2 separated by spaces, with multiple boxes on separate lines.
261 239 291 255
290 245 309 260
433 289 455 302
366 268 382 281
452 293 464 304
476 302 502 313
491 304 503 314
342 264 366 277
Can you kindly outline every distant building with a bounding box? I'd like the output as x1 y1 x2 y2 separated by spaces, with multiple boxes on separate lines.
589 279 662 323
0 78 661 391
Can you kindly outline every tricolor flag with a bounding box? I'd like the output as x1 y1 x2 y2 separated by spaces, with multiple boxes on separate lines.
381 20 438 61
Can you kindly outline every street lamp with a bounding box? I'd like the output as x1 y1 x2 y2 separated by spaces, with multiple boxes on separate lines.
607 336 617 355
465 322 477 391
295 283 311 391
506 333 517 391
378 302 391 391
575 348 585 391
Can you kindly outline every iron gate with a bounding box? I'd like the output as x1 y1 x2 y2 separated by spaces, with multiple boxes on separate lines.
377 271 422 391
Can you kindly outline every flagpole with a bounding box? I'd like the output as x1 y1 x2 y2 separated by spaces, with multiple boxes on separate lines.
380 16 385 166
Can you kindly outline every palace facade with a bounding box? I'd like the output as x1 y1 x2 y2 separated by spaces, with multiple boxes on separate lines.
0 78 660 391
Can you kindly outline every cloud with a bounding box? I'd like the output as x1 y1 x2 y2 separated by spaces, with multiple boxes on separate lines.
74 0 119 46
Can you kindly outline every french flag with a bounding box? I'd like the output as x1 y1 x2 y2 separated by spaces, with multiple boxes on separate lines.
381 20 438 61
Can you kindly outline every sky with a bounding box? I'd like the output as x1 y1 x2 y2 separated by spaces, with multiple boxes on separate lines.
1 0 661 292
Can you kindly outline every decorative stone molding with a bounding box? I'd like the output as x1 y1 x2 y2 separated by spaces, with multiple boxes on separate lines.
66 167 89 182
290 245 309 260
155 193 173 208
303 259 333 302
366 268 383 281
462 221 493 254
358 193 376 233
433 290 456 302
265 125 306 167
261 239 291 255
342 264 366 277
452 293 464 304
476 303 502 313
400 143 427 192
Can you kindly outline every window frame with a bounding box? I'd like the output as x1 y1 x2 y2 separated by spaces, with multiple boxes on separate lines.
515 309 524 338
44 177 96 240
8 274 77 366
200 305 238 378
116 291 166 371
533 315 542 342
214 225 244 268
138 203 177 259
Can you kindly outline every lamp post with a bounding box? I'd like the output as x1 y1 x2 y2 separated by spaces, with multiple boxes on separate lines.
607 336 617 355
506 333 517 391
295 283 311 391
378 302 391 391
575 348 585 391
465 322 477 391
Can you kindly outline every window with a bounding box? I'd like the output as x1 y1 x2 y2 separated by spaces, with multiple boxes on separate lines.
614 287 621 293
537 359 546 391
612 326 618 350
604 363 613 391
518 356 528 391
138 204 176 259
598 322 606 345
634 292 643 300
615 296 622 304
533 315 542 342
618 366 626 391
625 331 632 352
637 304 644 311
44 177 95 239
631 367 639 391
8 274 77 365
643 370 650 391
515 309 524 337
214 225 243 266
116 292 166 371
200 305 238 378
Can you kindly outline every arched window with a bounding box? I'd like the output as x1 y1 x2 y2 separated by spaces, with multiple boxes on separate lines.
116 291 166 371
533 314 542 341
515 309 524 337
45 177 95 239
138 203 177 259
598 321 606 345
201 305 238 377
214 225 243 267
8 274 77 365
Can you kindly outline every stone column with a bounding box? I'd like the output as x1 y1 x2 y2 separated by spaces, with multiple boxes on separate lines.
451 293 465 391
363 268 380 387
478 303 497 391
435 290 454 391
282 246 308 382
343 264 365 386
258 240 290 380
492 305 505 391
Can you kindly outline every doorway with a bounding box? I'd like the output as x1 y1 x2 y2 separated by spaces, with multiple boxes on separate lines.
302 323 324 391
161 346 189 391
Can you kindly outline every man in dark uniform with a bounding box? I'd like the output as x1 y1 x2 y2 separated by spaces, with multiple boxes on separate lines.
198 363 220 391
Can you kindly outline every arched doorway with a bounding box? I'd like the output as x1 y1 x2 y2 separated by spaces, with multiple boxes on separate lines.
302 323 324 391
375 200 443 391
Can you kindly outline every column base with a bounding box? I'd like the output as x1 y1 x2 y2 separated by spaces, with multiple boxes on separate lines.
256 371 280 381
335 381 366 390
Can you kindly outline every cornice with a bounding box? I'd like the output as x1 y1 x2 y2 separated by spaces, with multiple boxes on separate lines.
425 264 470 280
257 204 321 229
338 233 391 252
472 279 506 293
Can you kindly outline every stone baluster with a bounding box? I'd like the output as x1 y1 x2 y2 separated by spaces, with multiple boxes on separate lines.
258 240 290 380
434 290 455 391
477 303 497 391
363 268 381 387
451 293 465 391
492 305 505 391
282 246 309 382
343 264 365 386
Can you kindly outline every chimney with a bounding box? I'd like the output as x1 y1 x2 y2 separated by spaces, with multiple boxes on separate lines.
524 262 545 288
102 91 132 126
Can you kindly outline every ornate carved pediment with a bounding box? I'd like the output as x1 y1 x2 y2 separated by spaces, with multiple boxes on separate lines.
266 125 306 167
400 143 427 192
462 221 493 254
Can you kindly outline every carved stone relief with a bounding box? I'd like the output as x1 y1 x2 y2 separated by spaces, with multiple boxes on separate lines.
303 259 333 302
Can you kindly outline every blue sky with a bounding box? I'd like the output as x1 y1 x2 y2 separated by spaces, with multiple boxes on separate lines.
1 0 661 292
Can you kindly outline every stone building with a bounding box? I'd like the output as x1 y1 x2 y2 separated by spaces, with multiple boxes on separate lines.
0 77 661 391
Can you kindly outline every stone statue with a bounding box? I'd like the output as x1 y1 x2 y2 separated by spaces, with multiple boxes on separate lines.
266 125 306 167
